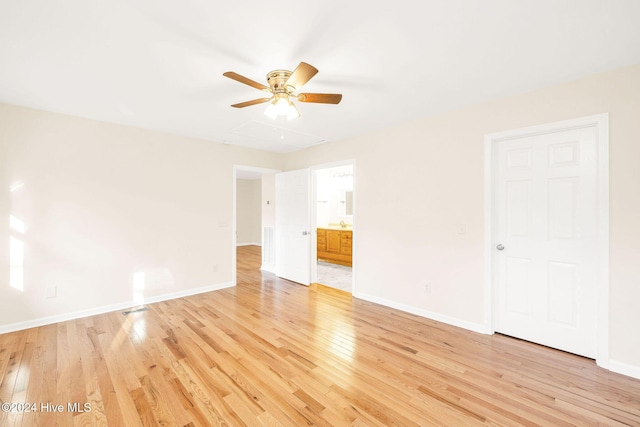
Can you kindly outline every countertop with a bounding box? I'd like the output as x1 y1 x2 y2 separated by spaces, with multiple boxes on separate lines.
318 225 353 231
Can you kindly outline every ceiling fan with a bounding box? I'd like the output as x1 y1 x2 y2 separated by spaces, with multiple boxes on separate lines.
223 62 342 120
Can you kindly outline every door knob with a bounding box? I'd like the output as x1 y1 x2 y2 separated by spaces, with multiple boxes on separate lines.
496 244 505 251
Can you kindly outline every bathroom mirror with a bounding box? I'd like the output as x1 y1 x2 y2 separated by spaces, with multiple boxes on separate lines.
339 191 353 215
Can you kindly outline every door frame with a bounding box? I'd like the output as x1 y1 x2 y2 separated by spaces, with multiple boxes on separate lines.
483 113 609 368
232 165 281 285
310 160 356 293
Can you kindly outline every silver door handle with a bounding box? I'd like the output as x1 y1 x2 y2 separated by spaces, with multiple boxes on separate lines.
496 244 505 251
302 231 310 235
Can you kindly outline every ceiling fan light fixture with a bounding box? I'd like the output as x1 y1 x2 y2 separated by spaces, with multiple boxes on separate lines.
264 101 279 120
264 94 299 120
286 100 300 120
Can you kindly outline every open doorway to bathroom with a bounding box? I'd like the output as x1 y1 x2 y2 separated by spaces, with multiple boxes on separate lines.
314 163 354 293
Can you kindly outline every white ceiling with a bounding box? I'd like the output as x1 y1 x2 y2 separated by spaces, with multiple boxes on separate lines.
1 1 639 153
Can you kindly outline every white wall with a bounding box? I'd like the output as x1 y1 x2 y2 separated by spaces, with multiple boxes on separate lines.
0 103 282 331
284 63 640 375
235 179 261 245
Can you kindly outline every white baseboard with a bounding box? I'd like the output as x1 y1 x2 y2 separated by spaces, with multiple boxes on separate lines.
609 359 640 380
353 291 490 335
0 281 235 335
236 242 262 247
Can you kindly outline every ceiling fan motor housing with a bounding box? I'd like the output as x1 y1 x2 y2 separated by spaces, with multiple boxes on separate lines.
267 70 294 93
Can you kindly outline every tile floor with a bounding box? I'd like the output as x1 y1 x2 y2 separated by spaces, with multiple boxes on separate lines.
316 261 352 292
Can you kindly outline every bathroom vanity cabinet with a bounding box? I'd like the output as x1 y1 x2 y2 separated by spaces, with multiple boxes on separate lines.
317 228 352 266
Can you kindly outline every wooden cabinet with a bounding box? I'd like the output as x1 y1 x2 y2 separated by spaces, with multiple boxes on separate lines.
327 230 341 253
340 232 352 255
317 228 352 266
317 229 327 252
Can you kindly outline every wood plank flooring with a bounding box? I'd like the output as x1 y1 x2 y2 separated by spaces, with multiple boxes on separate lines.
1 245 639 426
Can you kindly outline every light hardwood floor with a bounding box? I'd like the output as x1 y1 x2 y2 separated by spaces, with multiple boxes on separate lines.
1 245 639 426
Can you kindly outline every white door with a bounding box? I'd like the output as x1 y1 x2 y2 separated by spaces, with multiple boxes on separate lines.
276 169 311 285
495 126 598 358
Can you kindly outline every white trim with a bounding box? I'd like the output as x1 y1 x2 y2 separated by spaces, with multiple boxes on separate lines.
0 281 235 335
261 226 276 273
310 168 318 285
484 113 609 368
609 360 640 380
236 242 261 247
354 292 490 335
595 116 610 369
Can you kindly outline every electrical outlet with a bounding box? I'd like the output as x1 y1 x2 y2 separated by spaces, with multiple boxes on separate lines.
424 283 431 293
213 264 219 273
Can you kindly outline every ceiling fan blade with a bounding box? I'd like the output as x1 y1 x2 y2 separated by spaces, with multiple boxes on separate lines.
297 93 342 104
223 72 269 91
231 98 271 108
285 62 318 90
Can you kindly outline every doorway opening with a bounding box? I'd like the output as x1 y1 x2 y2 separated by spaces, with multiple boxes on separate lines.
313 163 354 293
233 165 279 284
